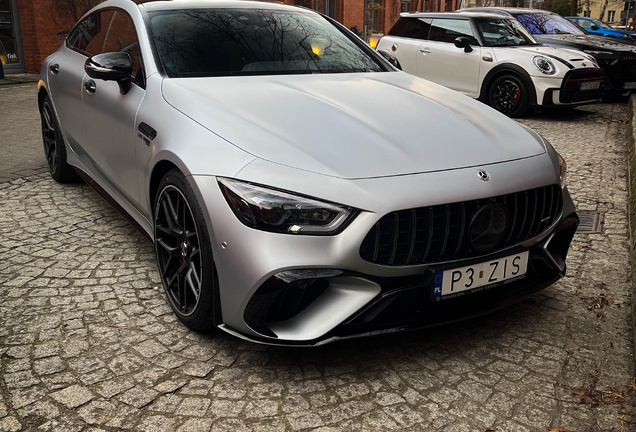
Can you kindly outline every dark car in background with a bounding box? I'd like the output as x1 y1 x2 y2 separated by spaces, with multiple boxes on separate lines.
459 7 636 96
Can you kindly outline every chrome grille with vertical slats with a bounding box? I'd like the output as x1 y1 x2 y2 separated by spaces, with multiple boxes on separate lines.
360 185 562 266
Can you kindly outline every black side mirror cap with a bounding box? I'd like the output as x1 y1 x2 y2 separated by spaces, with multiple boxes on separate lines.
84 52 133 95
377 49 402 70
454 36 473 53
57 30 69 37
591 25 599 30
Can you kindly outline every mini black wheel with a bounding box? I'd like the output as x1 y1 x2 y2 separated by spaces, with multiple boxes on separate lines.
488 74 529 118
40 95 77 183
154 169 218 331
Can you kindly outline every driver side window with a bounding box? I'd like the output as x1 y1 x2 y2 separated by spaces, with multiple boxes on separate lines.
67 10 116 55
578 19 593 29
103 11 145 88
429 19 478 45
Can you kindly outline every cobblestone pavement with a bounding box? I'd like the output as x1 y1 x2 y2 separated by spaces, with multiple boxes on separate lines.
0 103 635 432
0 84 48 183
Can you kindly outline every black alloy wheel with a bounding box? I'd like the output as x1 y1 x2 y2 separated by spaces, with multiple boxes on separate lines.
40 95 76 183
488 74 529 118
154 169 218 330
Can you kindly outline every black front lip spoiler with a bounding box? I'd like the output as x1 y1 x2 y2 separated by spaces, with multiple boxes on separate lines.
217 272 561 347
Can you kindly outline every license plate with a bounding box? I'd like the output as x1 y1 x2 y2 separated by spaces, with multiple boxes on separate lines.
623 82 636 89
579 80 601 91
433 251 529 299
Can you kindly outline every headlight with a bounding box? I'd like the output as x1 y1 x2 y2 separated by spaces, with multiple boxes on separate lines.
583 50 615 56
558 154 567 188
532 55 556 75
218 178 355 234
621 33 630 38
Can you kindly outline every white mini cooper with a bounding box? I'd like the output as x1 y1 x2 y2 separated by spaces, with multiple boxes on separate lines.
377 12 604 117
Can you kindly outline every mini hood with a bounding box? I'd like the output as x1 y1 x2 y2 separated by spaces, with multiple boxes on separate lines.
162 72 546 179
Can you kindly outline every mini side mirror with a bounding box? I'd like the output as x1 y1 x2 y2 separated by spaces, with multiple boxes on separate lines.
84 52 133 95
454 36 473 53
590 25 599 31
377 49 402 70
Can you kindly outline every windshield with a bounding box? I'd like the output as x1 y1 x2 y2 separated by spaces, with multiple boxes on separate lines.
149 8 385 78
515 12 585 35
591 19 611 29
475 18 538 46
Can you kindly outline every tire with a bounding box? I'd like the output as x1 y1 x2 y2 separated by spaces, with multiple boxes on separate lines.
487 74 529 118
40 95 77 183
154 169 218 331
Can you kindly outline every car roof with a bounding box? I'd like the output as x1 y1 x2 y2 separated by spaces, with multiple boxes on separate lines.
401 11 514 20
138 0 305 12
459 7 554 15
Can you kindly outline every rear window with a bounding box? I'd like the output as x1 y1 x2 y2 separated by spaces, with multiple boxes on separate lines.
387 17 431 39
149 8 386 77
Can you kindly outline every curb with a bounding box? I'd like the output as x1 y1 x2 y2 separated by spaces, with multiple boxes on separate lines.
0 75 39 86
628 94 636 368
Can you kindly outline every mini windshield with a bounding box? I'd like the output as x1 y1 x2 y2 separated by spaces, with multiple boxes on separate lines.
149 8 386 77
515 12 585 35
476 18 538 46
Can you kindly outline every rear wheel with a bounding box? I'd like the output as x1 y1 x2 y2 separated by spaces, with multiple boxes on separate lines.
40 95 77 182
154 169 218 331
488 74 529 118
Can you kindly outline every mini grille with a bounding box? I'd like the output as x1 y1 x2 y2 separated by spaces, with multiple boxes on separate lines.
360 185 562 266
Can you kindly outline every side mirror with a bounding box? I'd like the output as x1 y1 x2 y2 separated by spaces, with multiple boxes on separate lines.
57 30 69 37
84 52 133 95
454 36 473 53
590 25 599 31
377 49 402 70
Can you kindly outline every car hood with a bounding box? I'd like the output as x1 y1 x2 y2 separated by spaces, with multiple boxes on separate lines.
535 34 636 51
514 44 592 60
162 73 546 180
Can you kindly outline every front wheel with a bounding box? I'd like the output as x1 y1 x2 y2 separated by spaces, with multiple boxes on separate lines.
487 74 529 118
154 169 218 331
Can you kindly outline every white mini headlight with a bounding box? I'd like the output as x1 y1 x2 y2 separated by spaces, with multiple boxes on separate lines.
532 55 556 75
219 178 355 234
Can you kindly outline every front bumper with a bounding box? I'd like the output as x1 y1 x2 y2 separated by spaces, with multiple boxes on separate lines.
533 69 604 107
191 173 578 346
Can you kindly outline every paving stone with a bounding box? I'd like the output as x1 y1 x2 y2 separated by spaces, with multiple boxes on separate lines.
49 385 94 409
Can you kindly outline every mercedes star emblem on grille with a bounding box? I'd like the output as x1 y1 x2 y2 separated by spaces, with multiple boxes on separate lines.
470 204 508 253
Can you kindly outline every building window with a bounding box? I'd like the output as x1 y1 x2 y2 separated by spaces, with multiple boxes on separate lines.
294 0 337 19
364 0 381 34
583 10 591 17
401 0 412 12
607 10 615 22
0 0 23 72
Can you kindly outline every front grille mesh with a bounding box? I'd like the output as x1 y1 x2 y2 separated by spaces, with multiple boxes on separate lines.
360 185 562 266
618 53 636 79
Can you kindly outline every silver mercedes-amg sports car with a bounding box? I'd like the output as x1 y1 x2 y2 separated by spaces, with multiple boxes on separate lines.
38 0 578 346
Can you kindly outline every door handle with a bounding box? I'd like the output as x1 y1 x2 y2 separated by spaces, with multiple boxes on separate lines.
420 48 431 54
84 80 96 94
49 64 59 75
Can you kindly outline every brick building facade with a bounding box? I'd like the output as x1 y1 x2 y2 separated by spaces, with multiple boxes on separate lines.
2 0 459 75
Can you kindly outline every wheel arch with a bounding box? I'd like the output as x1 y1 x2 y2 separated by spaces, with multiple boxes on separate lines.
37 82 49 110
479 64 538 106
149 159 181 216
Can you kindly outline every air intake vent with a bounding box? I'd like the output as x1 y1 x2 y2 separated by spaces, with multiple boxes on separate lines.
360 185 562 266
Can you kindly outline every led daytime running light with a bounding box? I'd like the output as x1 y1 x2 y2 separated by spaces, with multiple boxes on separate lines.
219 178 354 235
